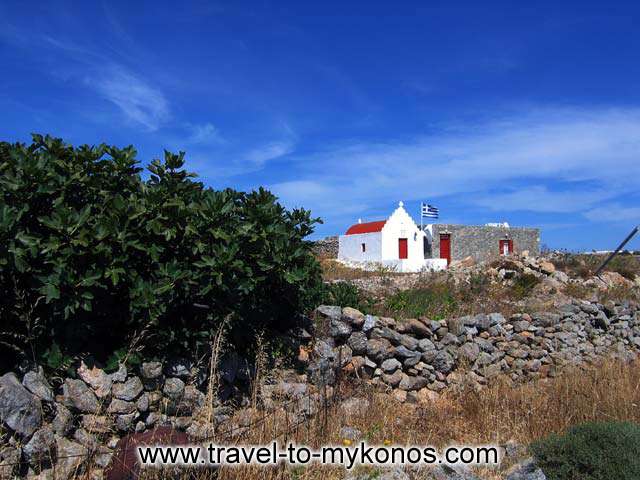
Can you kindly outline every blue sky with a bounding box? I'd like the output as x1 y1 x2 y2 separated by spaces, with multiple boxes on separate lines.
2 1 640 250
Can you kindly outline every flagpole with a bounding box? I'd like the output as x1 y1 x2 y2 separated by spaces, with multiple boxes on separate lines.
420 202 423 231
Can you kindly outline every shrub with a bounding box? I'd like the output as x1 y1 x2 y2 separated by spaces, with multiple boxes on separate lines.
510 273 541 299
0 135 324 369
531 421 640 480
323 281 374 313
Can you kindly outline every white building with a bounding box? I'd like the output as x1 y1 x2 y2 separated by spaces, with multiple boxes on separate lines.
338 201 447 272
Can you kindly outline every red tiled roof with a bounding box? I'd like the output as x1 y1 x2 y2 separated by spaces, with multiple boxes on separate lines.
345 220 387 235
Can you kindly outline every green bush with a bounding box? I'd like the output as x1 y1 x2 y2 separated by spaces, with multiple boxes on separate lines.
383 283 458 320
0 135 324 369
531 421 640 480
323 281 374 313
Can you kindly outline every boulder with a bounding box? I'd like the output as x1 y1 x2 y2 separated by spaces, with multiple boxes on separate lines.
0 372 42 438
23 426 55 467
77 362 112 398
342 307 365 328
55 436 87 480
362 314 378 332
458 343 480 363
538 261 556 275
107 399 137 415
366 338 394 363
432 350 455 373
347 331 368 355
112 377 143 401
381 358 402 373
505 458 546 480
63 379 101 414
315 305 342 320
399 375 429 391
330 319 352 339
22 369 54 403
163 378 185 399
52 404 73 436
163 358 192 378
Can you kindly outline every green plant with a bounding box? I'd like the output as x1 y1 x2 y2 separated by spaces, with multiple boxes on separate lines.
531 421 640 480
510 273 541 299
0 135 324 369
323 281 374 313
383 283 458 319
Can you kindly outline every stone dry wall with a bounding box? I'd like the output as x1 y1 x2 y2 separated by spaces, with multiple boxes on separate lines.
430 224 540 263
310 298 639 402
0 353 264 479
312 236 339 259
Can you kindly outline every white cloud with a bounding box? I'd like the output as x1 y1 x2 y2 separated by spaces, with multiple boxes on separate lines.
186 123 224 145
245 141 294 167
90 66 170 131
584 205 640 223
269 108 640 223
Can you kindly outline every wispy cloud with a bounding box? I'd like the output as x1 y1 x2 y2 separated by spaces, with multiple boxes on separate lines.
584 205 640 223
90 66 169 131
245 141 294 167
185 122 225 145
269 107 640 224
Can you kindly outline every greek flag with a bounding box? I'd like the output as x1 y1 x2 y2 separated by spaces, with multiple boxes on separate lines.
421 203 439 219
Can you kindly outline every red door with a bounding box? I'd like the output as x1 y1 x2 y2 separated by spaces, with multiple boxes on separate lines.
398 238 408 259
499 239 513 256
440 234 451 265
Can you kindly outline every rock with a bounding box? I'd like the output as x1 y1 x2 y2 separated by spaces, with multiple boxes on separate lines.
0 372 42 438
52 405 73 436
0 446 20 480
140 362 163 379
163 378 185 399
167 385 205 416
403 319 431 337
367 338 394 363
488 312 506 325
382 370 403 387
539 261 556 275
55 436 87 480
22 369 54 403
339 397 370 417
112 376 143 401
432 350 455 373
381 358 402 373
136 393 150 412
115 413 137 432
339 426 362 441
140 362 164 390
164 358 192 378
347 332 368 355
330 319 352 339
418 338 436 352
552 270 569 283
399 375 428 391
63 378 101 414
342 307 365 327
426 464 482 479
81 415 112 434
362 314 378 332
111 364 127 383
448 317 466 335
23 426 55 467
77 362 112 398
505 457 546 480
458 343 480 363
107 399 136 415
316 305 342 320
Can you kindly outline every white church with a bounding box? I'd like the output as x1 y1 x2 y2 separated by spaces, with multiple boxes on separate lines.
337 201 447 273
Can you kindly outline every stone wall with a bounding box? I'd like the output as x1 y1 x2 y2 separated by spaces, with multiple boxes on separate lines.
313 236 339 258
430 224 540 263
310 298 639 401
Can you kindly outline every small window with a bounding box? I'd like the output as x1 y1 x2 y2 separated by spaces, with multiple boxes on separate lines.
361 243 366 253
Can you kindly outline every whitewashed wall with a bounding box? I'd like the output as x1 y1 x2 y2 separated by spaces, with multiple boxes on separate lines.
380 203 425 263
338 232 382 263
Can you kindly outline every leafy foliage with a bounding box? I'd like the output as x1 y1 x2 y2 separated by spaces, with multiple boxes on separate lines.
531 421 640 480
0 135 323 368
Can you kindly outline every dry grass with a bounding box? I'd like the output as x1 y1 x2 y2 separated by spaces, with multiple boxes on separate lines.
320 258 403 282
127 356 640 480
552 252 640 281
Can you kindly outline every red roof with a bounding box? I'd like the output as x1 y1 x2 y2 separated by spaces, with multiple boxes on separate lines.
345 220 387 235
